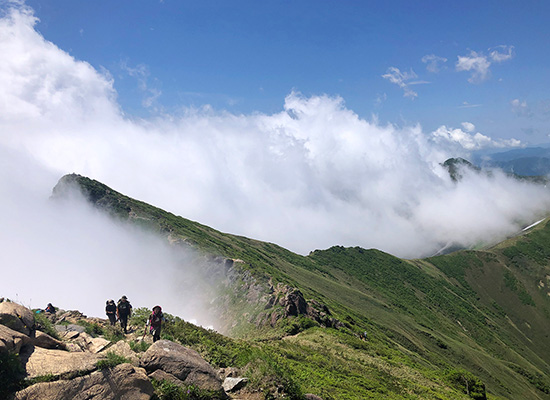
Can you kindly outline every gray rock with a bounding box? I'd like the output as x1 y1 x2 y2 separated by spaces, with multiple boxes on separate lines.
0 302 35 335
222 377 249 392
87 337 111 354
109 341 139 365
54 324 85 334
15 363 153 400
21 346 102 379
140 340 223 392
148 369 185 387
304 395 324 400
0 324 31 354
33 331 66 350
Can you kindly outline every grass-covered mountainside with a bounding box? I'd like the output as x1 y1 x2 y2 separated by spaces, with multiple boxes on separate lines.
51 174 550 399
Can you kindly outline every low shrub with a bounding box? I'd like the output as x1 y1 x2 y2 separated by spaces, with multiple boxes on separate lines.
129 339 151 353
78 321 105 337
446 369 486 400
96 352 131 370
0 352 25 397
152 379 226 400
33 311 60 339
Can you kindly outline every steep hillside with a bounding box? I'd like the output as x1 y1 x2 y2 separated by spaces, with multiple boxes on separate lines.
46 173 550 399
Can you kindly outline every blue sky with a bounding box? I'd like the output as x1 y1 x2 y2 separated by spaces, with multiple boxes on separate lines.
23 0 550 144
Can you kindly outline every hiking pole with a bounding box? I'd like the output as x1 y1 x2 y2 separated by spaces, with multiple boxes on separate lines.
141 325 148 341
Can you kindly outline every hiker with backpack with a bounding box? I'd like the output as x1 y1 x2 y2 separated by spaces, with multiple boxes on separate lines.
117 296 132 333
146 305 165 342
105 300 117 326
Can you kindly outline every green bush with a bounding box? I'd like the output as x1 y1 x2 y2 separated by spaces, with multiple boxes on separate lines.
96 352 131 370
103 325 126 342
152 379 226 400
129 339 151 353
446 369 486 400
0 352 25 397
33 311 60 339
130 307 151 326
78 321 105 337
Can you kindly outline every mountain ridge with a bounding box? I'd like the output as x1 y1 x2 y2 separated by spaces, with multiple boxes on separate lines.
38 173 550 399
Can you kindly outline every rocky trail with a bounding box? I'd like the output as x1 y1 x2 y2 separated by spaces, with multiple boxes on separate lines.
0 300 253 400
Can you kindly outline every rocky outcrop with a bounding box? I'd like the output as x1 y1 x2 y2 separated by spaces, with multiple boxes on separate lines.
0 301 245 399
21 346 102 379
0 302 35 336
140 340 224 392
0 324 31 353
33 331 67 350
148 369 186 387
109 340 140 366
257 283 344 330
14 363 154 400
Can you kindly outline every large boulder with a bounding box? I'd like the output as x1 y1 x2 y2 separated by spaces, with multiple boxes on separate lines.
74 332 110 353
33 331 66 350
0 302 35 335
148 369 185 387
0 324 31 354
21 346 102 379
109 340 139 365
140 340 223 392
15 363 153 400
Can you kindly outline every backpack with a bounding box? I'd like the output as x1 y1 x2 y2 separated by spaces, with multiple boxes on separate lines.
118 301 130 314
150 312 163 327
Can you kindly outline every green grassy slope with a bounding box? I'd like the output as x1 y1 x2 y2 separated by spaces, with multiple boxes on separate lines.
55 174 550 399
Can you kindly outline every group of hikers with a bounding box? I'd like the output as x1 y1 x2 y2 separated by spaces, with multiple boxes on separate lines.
105 296 165 342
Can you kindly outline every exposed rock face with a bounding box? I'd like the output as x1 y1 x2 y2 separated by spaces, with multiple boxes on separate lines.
140 340 223 392
0 324 31 353
109 340 140 366
0 302 35 335
279 287 308 316
148 369 186 387
223 377 249 392
21 346 102 379
258 283 344 329
15 363 154 400
33 330 66 350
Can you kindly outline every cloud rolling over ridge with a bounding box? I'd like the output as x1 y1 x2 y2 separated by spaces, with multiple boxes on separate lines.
1 4 550 318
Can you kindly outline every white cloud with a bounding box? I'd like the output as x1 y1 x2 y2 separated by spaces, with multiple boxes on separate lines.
490 45 514 63
381 67 418 99
431 125 522 150
456 51 492 83
0 3 549 319
461 122 475 132
456 46 514 83
421 54 447 73
458 101 483 109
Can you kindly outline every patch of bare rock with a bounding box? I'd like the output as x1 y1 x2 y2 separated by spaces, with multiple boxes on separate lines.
0 299 259 400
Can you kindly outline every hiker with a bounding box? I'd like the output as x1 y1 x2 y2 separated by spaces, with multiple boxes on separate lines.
117 296 132 333
146 305 165 343
45 303 55 314
105 300 117 326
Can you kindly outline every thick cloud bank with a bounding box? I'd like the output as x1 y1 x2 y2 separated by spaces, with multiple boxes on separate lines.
1 4 550 318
